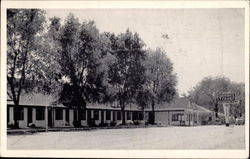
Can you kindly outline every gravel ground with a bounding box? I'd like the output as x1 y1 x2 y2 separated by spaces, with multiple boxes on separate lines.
7 125 245 150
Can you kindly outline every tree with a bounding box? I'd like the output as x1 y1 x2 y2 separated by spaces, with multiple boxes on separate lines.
228 82 245 118
107 29 146 125
49 14 111 124
7 9 46 127
188 76 245 118
141 48 177 124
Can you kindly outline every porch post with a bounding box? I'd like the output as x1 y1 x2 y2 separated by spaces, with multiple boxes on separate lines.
45 105 48 131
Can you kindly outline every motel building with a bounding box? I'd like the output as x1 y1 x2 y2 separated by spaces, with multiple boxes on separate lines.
7 93 213 128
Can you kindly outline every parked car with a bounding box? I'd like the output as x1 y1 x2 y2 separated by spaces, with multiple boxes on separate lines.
235 117 245 125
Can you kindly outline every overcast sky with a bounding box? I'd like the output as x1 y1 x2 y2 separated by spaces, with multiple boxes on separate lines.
45 9 245 95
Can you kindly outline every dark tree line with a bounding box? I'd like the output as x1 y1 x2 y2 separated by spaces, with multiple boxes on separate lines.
188 76 245 118
7 10 177 127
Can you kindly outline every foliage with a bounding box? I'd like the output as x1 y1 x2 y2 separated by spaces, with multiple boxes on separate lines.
188 76 245 118
7 9 46 127
48 14 111 109
105 29 146 124
139 48 177 123
7 9 46 104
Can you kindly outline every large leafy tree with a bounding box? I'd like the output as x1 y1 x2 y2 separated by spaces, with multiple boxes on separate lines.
107 29 146 124
48 14 111 122
7 9 46 127
141 48 177 124
229 82 245 117
188 76 245 118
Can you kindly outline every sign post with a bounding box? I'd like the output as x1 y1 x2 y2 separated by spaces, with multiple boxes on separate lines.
218 92 236 127
223 103 230 126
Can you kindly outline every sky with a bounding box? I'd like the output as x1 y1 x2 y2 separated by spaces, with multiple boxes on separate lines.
45 9 245 95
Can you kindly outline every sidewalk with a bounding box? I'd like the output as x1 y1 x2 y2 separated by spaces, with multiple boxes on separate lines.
7 124 167 135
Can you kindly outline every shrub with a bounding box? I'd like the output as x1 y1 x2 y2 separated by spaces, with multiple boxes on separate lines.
126 120 134 125
73 120 82 127
28 123 36 128
110 121 116 126
134 121 140 125
8 123 16 129
98 122 108 127
88 118 96 127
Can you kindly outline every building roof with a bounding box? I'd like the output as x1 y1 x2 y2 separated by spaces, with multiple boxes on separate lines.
7 93 59 106
7 93 211 113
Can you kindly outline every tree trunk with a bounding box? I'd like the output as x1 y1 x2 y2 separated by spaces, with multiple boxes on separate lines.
151 99 155 124
214 102 218 118
13 101 20 128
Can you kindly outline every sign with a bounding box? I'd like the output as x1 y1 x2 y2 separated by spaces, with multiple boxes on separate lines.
218 92 235 103
218 92 236 126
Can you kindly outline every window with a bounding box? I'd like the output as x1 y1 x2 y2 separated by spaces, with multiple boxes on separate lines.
55 109 63 120
106 111 111 120
36 108 45 120
127 112 131 120
117 112 121 120
172 114 178 121
132 112 138 120
79 109 86 120
194 114 197 123
94 110 99 120
178 114 182 120
172 113 184 121
208 116 212 121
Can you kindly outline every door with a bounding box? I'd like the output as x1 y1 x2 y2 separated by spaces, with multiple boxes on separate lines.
74 110 78 121
112 111 116 121
48 109 53 127
27 108 33 126
7 107 9 124
66 109 69 123
101 111 104 124
87 110 91 125
148 112 154 123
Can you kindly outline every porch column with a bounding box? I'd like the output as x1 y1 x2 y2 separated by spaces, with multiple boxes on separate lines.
32 108 36 122
63 109 66 125
124 111 127 122
91 110 94 118
104 111 106 123
110 111 113 121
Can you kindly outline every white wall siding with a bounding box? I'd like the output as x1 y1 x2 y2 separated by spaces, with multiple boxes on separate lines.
18 108 28 128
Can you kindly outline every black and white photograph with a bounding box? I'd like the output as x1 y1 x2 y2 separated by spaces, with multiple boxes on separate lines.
0 0 249 158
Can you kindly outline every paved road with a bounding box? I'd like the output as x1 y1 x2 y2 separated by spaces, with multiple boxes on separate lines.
7 125 245 150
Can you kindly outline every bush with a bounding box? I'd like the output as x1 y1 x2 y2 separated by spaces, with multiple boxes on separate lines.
134 121 140 125
8 123 16 129
8 121 19 129
201 120 207 125
98 122 108 127
28 123 36 128
88 118 96 127
126 120 134 125
110 121 116 126
73 120 82 127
